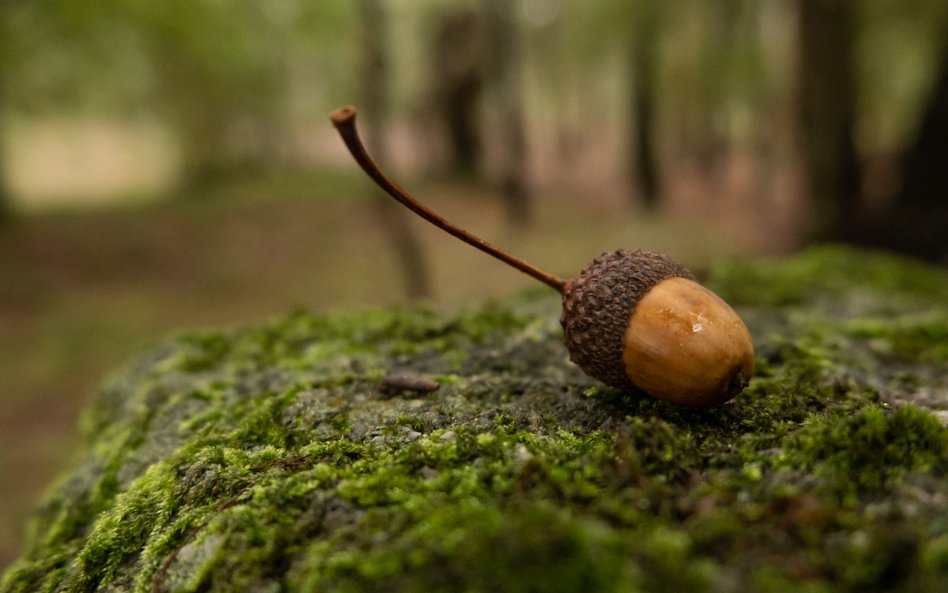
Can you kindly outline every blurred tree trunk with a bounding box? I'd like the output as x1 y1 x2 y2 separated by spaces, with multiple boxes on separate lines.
431 8 484 174
151 52 277 189
627 6 661 210
0 97 10 223
872 39 948 261
0 16 11 223
157 62 233 187
0 175 9 225
136 4 287 191
796 0 862 242
358 0 431 299
483 0 530 226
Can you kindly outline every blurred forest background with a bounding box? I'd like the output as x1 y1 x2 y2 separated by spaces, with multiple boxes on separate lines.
2 0 947 571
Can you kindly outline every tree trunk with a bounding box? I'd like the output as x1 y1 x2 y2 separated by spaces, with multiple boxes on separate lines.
431 9 484 174
0 182 10 225
483 0 530 226
0 163 9 224
0 35 12 223
627 6 661 210
874 39 948 261
0 114 10 223
796 0 862 242
149 48 250 188
358 0 431 299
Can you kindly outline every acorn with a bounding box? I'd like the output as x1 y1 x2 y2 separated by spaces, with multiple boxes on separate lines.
330 106 754 407
561 250 753 406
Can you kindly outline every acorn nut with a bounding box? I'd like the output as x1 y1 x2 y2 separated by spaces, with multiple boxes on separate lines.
331 106 755 407
562 250 754 406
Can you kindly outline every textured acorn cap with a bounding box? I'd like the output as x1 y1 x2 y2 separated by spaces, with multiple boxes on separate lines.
560 249 694 391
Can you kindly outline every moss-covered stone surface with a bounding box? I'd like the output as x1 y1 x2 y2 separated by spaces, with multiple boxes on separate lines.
2 245 947 593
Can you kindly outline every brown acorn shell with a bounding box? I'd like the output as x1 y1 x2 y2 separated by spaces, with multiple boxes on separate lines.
560 249 694 390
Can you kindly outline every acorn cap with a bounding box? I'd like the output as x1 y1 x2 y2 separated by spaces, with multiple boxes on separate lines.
561 249 694 391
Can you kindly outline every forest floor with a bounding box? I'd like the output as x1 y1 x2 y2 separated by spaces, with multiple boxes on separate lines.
0 162 798 570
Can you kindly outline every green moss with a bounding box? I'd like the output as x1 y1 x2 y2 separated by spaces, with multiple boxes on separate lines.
844 314 948 362
710 244 948 308
2 245 948 593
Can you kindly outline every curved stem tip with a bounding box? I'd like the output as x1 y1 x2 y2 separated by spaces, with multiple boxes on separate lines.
330 106 567 294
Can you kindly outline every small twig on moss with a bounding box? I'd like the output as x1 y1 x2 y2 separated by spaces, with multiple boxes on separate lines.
378 374 440 396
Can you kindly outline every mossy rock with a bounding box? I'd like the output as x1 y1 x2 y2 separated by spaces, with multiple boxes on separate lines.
3 245 948 593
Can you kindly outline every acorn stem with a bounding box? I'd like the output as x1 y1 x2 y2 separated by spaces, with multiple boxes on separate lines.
331 106 568 293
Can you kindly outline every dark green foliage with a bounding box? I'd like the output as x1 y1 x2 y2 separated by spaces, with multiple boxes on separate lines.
2 246 947 592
